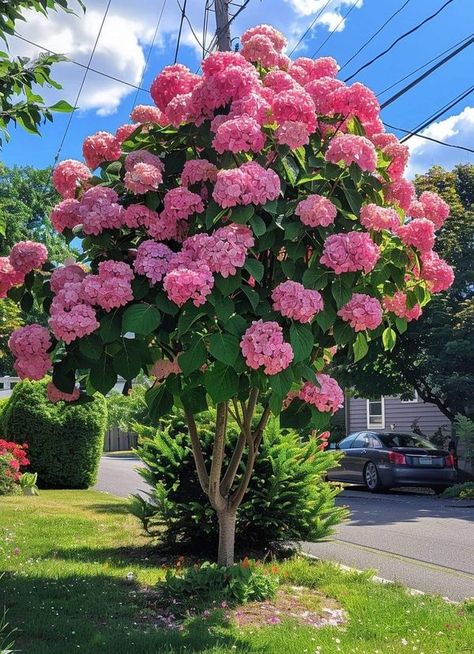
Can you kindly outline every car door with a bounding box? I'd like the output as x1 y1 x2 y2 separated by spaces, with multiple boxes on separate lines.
347 432 372 482
327 434 358 481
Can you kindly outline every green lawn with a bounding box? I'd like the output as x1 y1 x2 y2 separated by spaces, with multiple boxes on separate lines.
0 491 472 654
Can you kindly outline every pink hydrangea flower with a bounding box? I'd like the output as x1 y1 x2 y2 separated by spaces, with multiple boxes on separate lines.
180 159 218 187
276 121 309 148
240 161 280 205
212 115 265 154
304 77 344 115
418 191 450 229
123 204 158 229
79 187 123 235
49 301 99 344
165 92 194 126
383 291 421 321
384 179 415 211
212 168 248 208
82 131 121 170
298 374 344 414
320 232 380 274
331 83 380 131
50 198 81 233
124 162 163 194
202 51 253 77
264 71 299 94
131 104 166 124
50 264 86 294
14 354 52 380
271 89 317 132
337 293 383 331
229 92 271 125
163 262 214 307
9 324 51 358
147 211 188 242
241 34 281 68
240 320 293 375
47 382 80 403
272 280 323 323
408 200 425 218
0 257 24 298
151 358 181 380
360 204 400 232
9 241 48 274
289 56 339 85
150 64 200 112
396 218 435 253
52 159 91 199
134 240 175 284
81 261 134 312
296 194 337 228
115 124 139 144
420 251 454 292
124 150 163 172
240 24 287 52
382 142 409 181
163 187 205 221
325 134 377 172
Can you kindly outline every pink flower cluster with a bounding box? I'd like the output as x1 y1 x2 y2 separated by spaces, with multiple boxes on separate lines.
50 263 86 293
396 218 435 253
241 24 287 69
124 150 164 194
82 131 121 170
289 56 338 85
325 134 377 172
134 240 175 284
298 374 344 414
0 257 24 298
8 324 52 380
123 203 157 229
359 204 400 232
384 179 415 212
213 162 280 208
383 291 421 321
115 124 139 144
46 382 80 403
337 293 383 332
320 232 380 274
78 187 123 235
51 199 80 233
163 187 205 221
296 194 337 228
180 159 218 187
81 261 134 312
163 262 214 307
49 297 99 344
212 115 265 154
131 104 166 124
52 159 91 198
150 64 200 113
272 280 323 323
275 120 309 148
9 241 48 274
240 320 293 375
420 251 454 292
412 191 450 230
271 88 317 133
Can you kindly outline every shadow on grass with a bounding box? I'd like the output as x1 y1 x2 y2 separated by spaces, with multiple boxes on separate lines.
43 544 198 568
85 502 132 515
0 572 266 654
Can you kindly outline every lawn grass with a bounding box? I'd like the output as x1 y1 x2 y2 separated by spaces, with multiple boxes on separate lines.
0 490 473 654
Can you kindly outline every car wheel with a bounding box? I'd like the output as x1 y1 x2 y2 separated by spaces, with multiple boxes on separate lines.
364 462 383 492
431 486 448 495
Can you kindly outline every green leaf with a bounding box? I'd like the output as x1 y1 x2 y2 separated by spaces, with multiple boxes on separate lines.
244 258 264 283
177 306 206 337
99 310 122 343
382 327 397 351
262 199 279 215
122 303 161 335
52 360 75 394
215 272 241 296
282 155 299 186
283 220 302 241
178 337 207 375
316 304 336 332
331 278 352 308
290 324 314 363
215 296 234 322
155 292 179 316
181 386 208 414
333 321 353 346
231 205 255 224
394 316 408 334
225 314 247 337
113 339 144 380
89 354 117 395
79 334 104 361
131 276 150 300
49 100 74 112
241 285 259 310
204 363 239 403
20 291 33 312
342 184 363 214
353 332 368 362
302 268 329 290
146 384 174 422
208 332 240 366
270 367 293 398
249 214 266 236
280 399 312 429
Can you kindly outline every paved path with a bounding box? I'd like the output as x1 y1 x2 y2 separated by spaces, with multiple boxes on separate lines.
95 456 474 600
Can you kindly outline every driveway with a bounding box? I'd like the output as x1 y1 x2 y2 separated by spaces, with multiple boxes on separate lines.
95 456 474 601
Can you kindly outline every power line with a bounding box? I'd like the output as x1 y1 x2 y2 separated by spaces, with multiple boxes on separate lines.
173 0 187 64
339 0 411 72
384 122 474 154
377 32 474 97
344 0 456 82
288 0 332 57
177 0 209 53
206 0 251 54
380 34 474 108
311 0 360 58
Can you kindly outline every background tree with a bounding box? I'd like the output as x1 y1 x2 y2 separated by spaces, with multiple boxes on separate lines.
0 0 83 146
334 164 473 420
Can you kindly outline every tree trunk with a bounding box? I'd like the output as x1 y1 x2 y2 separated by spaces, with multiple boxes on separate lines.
217 508 236 566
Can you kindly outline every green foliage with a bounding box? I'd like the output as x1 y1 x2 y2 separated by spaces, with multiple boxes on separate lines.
0 298 23 375
0 608 16 654
454 414 474 460
130 412 347 551
161 560 278 608
106 384 151 430
19 471 39 494
1 379 107 488
441 482 474 500
0 455 20 496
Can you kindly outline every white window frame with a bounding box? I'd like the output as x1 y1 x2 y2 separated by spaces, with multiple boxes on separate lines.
401 390 419 403
366 397 385 429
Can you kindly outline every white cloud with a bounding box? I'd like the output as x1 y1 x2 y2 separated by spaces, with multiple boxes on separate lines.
9 0 362 116
406 106 474 177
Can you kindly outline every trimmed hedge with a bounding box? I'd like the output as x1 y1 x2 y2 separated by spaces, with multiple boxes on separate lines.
1 380 107 489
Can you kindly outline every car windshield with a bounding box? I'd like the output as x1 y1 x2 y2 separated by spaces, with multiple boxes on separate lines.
377 433 437 450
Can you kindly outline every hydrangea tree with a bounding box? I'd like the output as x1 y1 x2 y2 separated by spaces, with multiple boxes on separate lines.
2 24 454 565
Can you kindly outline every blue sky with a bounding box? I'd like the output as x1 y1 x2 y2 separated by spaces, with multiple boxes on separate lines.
3 0 474 176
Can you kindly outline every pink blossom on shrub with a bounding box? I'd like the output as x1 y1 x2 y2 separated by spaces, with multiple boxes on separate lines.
229 92 271 125
181 159 218 187
213 168 248 208
272 280 323 323
9 241 47 274
360 204 400 232
418 191 450 229
241 34 280 68
264 70 299 93
124 150 163 172
325 134 377 172
150 64 200 112
271 89 317 132
320 232 380 274
163 187 205 221
115 124 139 144
408 200 425 218
49 301 99 344
131 104 166 124
81 261 134 312
134 240 175 284
52 159 91 198
14 354 52 380
212 115 265 154
382 142 409 181
165 92 194 126
47 382 80 403
79 187 123 235
276 121 309 148
420 251 454 292
240 320 293 375
123 204 158 229
289 57 338 85
163 262 214 307
332 83 380 130
240 24 287 52
209 224 255 277
383 291 422 321
201 51 253 78
98 260 134 282
304 77 344 115
396 218 435 253
337 293 383 331
124 162 163 194
298 374 344 414
151 358 181 380
50 264 86 294
147 210 188 242
296 194 337 228
9 324 51 358
82 131 121 170
50 198 81 233
241 161 280 205
384 178 415 211
0 257 24 298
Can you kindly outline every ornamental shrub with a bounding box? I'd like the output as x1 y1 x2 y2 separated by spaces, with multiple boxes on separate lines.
1 380 106 488
0 439 29 496
130 411 347 550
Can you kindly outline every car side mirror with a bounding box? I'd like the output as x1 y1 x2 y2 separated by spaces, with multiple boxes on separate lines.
328 442 339 450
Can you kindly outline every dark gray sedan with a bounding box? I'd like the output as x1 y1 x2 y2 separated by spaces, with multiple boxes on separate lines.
327 431 457 493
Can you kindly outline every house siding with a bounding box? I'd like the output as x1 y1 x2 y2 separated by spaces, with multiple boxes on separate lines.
347 395 451 436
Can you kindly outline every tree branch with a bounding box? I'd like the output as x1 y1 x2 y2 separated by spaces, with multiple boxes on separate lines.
208 402 228 511
184 409 209 494
220 429 247 497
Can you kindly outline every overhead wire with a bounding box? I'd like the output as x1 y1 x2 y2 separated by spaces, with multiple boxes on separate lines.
205 0 251 55
288 0 332 57
344 0 456 82
311 0 360 58
384 122 474 154
177 0 209 53
173 0 187 64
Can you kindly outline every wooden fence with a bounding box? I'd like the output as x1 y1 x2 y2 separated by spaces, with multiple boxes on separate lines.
103 427 138 452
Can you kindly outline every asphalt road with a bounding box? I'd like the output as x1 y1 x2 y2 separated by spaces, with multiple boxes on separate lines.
95 455 474 601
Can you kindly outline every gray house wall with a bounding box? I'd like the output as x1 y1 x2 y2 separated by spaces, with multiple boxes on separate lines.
346 395 451 437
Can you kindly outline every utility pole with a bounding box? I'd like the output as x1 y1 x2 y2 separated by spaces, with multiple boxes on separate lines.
215 0 232 51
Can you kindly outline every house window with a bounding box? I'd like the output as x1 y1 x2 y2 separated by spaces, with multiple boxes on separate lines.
401 390 419 403
367 397 385 429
